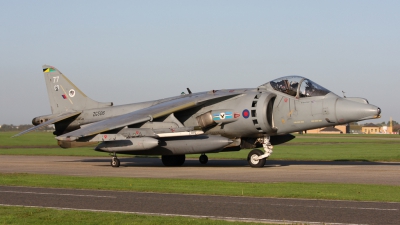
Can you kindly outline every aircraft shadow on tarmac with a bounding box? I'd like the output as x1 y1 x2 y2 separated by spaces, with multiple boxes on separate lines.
75 157 400 168
79 158 254 168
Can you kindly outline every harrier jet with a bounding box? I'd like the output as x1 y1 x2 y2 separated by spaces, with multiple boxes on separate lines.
15 65 381 167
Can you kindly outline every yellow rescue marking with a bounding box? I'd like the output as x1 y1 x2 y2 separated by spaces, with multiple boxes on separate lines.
281 119 285 124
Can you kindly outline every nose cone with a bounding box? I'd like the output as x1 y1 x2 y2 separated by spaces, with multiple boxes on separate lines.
335 98 381 123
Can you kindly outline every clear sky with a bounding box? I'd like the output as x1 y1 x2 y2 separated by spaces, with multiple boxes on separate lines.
1 0 399 125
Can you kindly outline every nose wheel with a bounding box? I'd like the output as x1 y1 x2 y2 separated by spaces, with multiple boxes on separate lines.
199 154 208 164
247 136 273 168
247 149 266 167
110 153 120 167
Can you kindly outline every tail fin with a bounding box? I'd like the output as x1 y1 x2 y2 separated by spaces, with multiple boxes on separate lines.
43 65 112 114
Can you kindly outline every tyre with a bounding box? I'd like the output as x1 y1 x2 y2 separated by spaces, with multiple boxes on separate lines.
161 155 185 166
247 149 266 168
111 158 120 167
175 155 185 166
161 155 173 166
199 155 208 164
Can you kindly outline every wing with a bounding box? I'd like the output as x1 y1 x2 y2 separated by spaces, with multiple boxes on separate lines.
12 111 82 137
57 91 240 141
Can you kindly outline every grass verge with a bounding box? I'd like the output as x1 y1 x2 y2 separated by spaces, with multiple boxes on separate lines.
1 173 399 202
2 132 400 161
0 206 262 225
1 145 400 162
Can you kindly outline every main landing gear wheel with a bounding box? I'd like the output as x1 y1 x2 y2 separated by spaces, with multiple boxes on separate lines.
199 154 208 164
161 155 186 167
111 157 120 167
110 152 120 167
247 149 266 168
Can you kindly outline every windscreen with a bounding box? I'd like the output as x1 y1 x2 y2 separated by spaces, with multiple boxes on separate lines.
269 76 303 97
270 76 330 97
298 79 330 97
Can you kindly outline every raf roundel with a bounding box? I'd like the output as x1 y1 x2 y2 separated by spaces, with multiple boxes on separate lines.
69 89 76 98
242 109 250 119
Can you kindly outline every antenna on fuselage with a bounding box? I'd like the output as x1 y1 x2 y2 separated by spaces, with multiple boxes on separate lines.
181 88 192 95
342 91 346 98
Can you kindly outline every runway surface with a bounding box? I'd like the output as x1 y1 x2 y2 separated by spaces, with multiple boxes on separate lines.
0 155 399 185
1 186 399 225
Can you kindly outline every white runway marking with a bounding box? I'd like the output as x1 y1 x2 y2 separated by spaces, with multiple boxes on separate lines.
268 203 398 211
0 190 116 198
186 200 399 211
0 204 366 225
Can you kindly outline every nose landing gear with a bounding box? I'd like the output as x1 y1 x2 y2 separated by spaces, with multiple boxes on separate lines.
247 149 266 167
247 136 273 168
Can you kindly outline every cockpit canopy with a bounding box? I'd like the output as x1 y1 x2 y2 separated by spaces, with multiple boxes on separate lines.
268 76 330 98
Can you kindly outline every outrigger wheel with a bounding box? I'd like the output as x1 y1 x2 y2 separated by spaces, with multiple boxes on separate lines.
247 149 266 168
199 154 208 164
111 157 120 167
111 152 120 167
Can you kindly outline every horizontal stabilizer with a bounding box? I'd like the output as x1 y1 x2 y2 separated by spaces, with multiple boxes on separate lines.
12 111 81 137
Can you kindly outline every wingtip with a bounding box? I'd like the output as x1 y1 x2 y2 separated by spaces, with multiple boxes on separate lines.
11 132 24 138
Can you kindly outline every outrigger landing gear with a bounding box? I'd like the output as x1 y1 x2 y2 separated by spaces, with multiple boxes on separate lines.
111 152 120 167
199 154 208 164
247 136 273 168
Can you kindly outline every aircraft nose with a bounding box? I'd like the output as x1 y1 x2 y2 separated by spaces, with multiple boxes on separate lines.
335 98 381 123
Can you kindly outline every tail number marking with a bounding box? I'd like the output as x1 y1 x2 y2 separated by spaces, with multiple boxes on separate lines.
93 111 105 117
52 76 59 83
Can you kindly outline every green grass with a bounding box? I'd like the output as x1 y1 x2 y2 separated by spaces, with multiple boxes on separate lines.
0 206 263 225
0 131 57 146
1 173 399 202
191 142 400 161
292 133 400 139
3 132 399 223
2 132 400 161
264 142 400 161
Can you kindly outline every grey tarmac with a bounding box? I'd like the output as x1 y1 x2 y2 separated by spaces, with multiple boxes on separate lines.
1 186 399 225
0 155 399 185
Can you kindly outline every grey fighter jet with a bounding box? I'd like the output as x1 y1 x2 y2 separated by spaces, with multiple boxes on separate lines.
14 65 381 167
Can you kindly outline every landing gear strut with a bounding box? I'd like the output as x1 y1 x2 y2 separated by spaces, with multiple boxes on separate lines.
199 154 208 164
111 152 120 167
247 136 273 168
161 155 185 166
